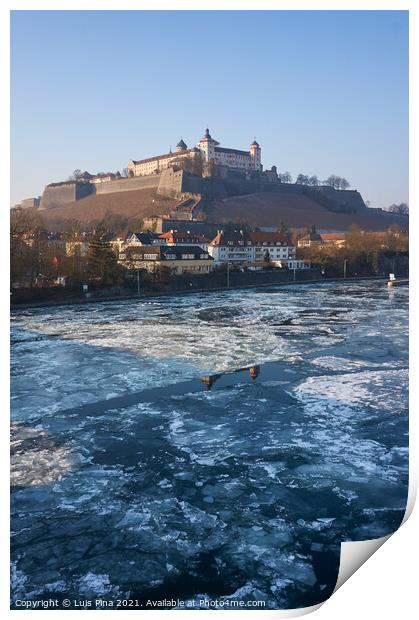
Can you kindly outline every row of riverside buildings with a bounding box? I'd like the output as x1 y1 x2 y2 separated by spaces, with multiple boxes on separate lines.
107 229 308 275
17 227 307 275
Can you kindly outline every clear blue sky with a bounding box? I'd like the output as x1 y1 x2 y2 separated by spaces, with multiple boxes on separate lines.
11 10 408 208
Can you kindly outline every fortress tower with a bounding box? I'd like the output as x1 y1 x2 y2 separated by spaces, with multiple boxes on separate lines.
250 140 262 171
176 138 187 152
196 128 220 162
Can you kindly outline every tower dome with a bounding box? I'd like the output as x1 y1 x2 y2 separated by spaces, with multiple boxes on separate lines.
176 138 187 152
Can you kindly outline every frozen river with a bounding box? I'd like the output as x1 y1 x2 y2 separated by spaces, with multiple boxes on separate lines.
11 281 408 609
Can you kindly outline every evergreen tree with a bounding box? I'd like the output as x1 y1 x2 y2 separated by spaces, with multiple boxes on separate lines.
87 225 119 285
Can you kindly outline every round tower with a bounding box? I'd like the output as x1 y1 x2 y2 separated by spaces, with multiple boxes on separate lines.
250 140 262 171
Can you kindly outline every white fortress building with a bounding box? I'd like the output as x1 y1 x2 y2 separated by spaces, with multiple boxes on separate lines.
128 128 262 177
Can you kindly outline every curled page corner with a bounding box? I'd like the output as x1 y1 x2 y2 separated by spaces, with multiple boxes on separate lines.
333 535 391 594
402 479 417 525
332 478 417 596
277 535 393 618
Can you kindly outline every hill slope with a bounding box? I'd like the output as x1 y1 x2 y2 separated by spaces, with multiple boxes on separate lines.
39 188 178 224
36 186 407 232
206 192 408 231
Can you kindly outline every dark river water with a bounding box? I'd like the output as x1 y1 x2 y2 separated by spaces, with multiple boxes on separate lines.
10 281 408 609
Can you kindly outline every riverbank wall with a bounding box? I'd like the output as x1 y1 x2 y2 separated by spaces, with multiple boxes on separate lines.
10 271 397 310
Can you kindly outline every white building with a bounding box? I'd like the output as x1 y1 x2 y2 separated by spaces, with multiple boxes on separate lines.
90 172 122 184
208 231 297 267
109 231 162 254
128 128 262 177
250 232 297 264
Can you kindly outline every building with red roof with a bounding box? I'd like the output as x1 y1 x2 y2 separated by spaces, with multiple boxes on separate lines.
208 230 297 267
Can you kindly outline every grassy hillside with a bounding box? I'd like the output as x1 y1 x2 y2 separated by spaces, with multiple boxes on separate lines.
36 186 408 232
207 192 408 231
39 188 178 224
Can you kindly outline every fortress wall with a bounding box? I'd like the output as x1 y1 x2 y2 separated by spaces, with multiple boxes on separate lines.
20 197 40 209
40 176 161 210
332 189 367 211
201 176 283 200
39 183 78 210
157 168 185 197
306 187 367 213
181 174 205 195
94 175 160 195
76 183 93 200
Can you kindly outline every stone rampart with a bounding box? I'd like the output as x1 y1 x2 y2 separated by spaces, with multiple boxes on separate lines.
20 197 40 209
94 174 160 195
39 183 79 210
157 168 185 197
38 165 368 218
304 186 367 213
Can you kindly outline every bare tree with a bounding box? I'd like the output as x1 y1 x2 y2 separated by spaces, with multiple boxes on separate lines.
325 175 341 190
324 175 350 190
277 221 290 236
295 173 309 185
279 171 293 183
68 169 82 181
387 203 409 216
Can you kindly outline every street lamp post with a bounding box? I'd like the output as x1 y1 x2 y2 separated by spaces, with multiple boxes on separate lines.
392 253 397 277
137 269 140 296
227 261 230 288
343 259 348 279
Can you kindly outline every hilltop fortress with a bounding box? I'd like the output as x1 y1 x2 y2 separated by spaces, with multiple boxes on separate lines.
128 129 262 177
38 128 283 212
31 127 408 232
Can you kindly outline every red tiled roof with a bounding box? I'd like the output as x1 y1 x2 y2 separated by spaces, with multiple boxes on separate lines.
210 231 252 246
320 233 346 241
210 230 293 246
159 231 209 243
249 232 290 244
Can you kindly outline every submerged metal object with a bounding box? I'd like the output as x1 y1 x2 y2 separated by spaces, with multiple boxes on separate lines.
59 362 280 417
249 365 261 379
